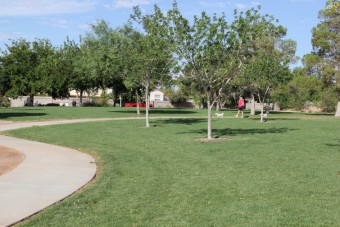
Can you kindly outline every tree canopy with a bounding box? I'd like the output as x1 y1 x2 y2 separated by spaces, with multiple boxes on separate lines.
305 0 340 115
0 38 56 104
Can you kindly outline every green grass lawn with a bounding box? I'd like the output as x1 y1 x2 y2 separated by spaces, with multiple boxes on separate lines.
3 110 340 226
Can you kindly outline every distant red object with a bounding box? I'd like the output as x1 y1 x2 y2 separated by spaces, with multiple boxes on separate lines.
124 103 153 107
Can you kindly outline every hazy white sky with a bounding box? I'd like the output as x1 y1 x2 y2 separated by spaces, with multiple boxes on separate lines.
0 0 325 64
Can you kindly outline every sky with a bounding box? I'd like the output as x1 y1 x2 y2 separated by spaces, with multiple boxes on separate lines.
0 0 326 65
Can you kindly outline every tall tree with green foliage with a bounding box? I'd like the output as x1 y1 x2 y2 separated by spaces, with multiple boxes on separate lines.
308 0 340 116
272 68 323 110
71 23 107 105
0 38 55 105
37 44 70 99
84 20 127 98
0 54 11 96
244 52 291 122
131 5 175 127
117 24 144 114
72 20 125 105
231 6 296 119
167 2 240 139
66 20 124 106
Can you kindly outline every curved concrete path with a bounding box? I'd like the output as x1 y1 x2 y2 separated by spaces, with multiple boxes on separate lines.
0 119 116 226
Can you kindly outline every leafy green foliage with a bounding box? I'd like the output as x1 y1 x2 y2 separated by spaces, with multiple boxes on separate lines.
166 1 244 138
0 38 56 103
165 88 188 105
272 74 337 112
233 6 295 121
320 86 338 112
0 96 10 107
308 0 340 114
129 6 175 126
271 86 291 110
272 75 322 110
297 0 340 114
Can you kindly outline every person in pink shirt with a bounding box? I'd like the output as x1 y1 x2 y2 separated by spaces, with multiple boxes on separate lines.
235 96 244 118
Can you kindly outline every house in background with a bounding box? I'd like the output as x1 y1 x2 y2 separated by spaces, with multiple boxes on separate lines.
150 89 168 102
69 88 113 98
149 89 174 108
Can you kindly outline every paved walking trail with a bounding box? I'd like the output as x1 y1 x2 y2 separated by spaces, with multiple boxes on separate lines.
0 119 118 227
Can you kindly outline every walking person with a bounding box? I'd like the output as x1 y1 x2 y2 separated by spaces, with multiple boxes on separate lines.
235 96 245 118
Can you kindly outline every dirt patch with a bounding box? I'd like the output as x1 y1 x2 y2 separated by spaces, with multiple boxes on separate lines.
0 120 14 125
0 145 25 176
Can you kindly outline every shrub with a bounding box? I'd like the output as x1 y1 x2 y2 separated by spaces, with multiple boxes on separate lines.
168 90 188 105
99 92 110 107
271 87 290 110
0 96 10 108
319 87 337 112
82 100 98 107
272 76 322 110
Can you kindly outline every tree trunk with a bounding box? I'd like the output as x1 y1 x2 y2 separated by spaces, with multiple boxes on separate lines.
145 83 150 128
136 89 140 115
260 103 264 123
335 62 340 117
335 99 340 117
258 95 265 123
79 90 83 106
250 94 255 116
29 94 34 106
216 96 221 111
207 93 212 139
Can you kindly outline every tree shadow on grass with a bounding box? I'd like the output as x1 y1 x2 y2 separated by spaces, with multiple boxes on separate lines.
179 127 297 138
109 108 198 115
305 113 335 116
151 118 206 125
18 108 45 111
0 112 47 120
261 111 334 117
325 139 340 151
248 117 300 121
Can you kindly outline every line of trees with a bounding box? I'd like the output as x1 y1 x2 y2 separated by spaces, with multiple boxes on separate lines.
0 0 339 138
272 0 339 115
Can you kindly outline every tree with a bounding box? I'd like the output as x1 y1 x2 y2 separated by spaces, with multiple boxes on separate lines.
309 0 340 116
0 55 11 96
85 20 127 100
36 44 70 99
131 5 175 127
168 2 239 139
70 20 127 106
118 24 145 114
0 38 55 105
230 6 296 119
272 73 322 110
72 41 98 105
244 51 291 122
